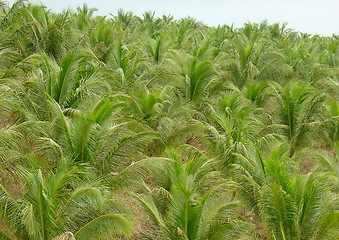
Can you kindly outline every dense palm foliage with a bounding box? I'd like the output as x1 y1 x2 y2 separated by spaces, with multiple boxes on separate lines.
0 1 338 239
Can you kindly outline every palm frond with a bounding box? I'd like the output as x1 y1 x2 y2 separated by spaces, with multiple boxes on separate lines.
260 183 298 240
105 157 174 189
73 214 131 239
312 211 339 240
0 229 13 240
132 193 164 227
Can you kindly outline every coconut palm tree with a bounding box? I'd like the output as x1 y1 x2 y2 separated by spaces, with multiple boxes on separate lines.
112 9 133 30
167 50 217 103
74 3 97 31
0 156 132 240
271 81 326 155
204 90 275 169
233 143 339 239
88 17 115 64
133 146 251 239
1 2 73 61
44 94 158 173
222 32 293 89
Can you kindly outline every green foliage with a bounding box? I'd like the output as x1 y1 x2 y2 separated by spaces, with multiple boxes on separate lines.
134 148 250 239
0 155 132 240
0 1 338 239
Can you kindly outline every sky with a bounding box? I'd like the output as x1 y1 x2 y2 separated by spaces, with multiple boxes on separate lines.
4 0 339 36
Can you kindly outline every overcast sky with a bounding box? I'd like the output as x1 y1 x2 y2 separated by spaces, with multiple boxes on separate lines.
4 0 339 36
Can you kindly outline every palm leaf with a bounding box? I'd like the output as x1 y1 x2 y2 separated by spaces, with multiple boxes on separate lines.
132 193 164 227
73 214 131 239
260 183 298 240
313 211 339 240
0 229 13 240
105 157 174 189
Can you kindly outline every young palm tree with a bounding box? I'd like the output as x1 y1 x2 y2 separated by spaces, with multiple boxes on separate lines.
204 90 275 169
222 33 292 89
112 9 133 30
166 50 217 103
133 146 251 239
0 156 132 240
271 81 325 155
233 143 339 239
74 3 97 31
44 94 158 172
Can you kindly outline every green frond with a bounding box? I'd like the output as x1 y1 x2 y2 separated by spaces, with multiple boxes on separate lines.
132 193 164 227
260 183 298 240
312 211 339 240
35 137 63 162
165 184 199 239
73 214 132 239
53 51 80 106
47 163 78 201
0 125 22 162
46 93 74 152
20 166 55 240
20 202 41 238
295 173 329 239
0 229 13 240
313 150 339 187
105 157 174 189
0 183 15 219
62 186 104 212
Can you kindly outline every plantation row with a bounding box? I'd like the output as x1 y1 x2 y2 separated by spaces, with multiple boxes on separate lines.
0 1 338 239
